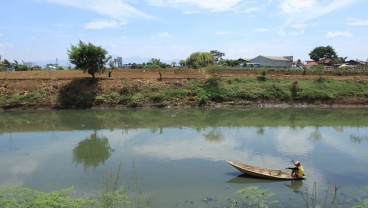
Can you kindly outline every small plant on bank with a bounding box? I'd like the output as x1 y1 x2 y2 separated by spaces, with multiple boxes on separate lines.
257 68 268 81
302 67 308 75
290 81 299 99
100 162 130 208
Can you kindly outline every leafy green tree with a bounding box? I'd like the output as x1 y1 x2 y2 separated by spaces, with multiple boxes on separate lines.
221 59 241 67
68 40 111 79
179 60 186 67
309 45 338 62
186 52 214 69
210 50 225 64
2 59 12 70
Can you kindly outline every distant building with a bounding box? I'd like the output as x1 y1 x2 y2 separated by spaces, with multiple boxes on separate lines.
305 60 318 67
249 55 293 67
347 59 366 67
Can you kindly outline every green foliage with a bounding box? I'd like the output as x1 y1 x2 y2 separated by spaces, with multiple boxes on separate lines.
0 163 150 208
68 40 111 79
266 84 290 100
0 93 44 106
257 68 268 81
100 162 130 208
232 186 276 208
0 186 95 208
146 58 170 69
186 52 214 69
202 76 227 101
309 45 338 61
164 88 188 99
149 92 164 103
195 89 209 106
290 81 298 99
96 92 122 105
129 93 145 107
210 50 225 64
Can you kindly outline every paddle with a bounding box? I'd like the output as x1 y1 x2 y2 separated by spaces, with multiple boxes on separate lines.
285 160 298 170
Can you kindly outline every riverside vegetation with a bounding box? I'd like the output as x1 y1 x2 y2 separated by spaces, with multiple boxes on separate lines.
1 66 368 110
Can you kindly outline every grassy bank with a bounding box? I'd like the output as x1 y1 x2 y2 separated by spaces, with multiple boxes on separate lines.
1 73 368 110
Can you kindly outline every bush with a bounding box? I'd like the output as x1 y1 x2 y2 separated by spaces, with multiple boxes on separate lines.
195 89 209 106
128 93 145 107
290 81 298 99
0 186 95 208
95 92 121 105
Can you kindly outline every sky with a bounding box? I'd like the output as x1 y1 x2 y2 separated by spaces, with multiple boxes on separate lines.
0 0 367 65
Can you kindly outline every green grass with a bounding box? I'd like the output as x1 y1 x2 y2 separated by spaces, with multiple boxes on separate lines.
1 75 368 109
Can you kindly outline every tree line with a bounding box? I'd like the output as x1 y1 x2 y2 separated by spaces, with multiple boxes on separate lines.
0 40 360 79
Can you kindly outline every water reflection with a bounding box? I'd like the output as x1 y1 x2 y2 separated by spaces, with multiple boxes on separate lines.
226 174 281 184
73 131 114 169
284 180 304 193
203 128 225 142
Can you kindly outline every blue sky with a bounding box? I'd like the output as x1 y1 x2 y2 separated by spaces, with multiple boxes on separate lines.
1 0 367 65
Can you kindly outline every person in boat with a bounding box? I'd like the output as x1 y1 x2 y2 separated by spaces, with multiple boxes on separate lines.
287 161 304 178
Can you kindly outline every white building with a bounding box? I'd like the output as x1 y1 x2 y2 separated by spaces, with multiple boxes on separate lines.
249 55 293 67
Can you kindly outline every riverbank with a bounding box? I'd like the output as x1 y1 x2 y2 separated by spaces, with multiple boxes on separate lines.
1 69 368 110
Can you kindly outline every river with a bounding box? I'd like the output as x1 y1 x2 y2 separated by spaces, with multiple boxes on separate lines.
1 108 368 207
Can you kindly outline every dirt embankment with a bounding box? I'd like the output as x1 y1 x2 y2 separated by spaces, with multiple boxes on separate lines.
1 69 368 109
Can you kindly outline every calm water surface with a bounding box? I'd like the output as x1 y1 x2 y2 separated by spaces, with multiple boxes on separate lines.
1 108 368 207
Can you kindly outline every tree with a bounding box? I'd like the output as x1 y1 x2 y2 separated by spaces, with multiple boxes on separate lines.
186 52 214 69
309 45 338 62
68 40 111 79
108 58 118 77
210 50 225 64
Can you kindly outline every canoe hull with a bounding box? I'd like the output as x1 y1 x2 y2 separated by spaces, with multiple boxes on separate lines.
227 160 305 180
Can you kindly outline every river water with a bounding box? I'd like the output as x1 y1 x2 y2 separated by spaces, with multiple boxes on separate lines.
1 108 368 207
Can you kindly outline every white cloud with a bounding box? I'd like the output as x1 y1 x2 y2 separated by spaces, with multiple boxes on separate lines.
245 7 258 13
279 0 359 29
279 0 317 13
146 0 243 12
43 0 152 19
326 31 353 37
347 18 368 26
84 19 127 29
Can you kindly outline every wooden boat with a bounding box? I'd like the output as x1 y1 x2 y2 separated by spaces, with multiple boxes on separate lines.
226 160 306 180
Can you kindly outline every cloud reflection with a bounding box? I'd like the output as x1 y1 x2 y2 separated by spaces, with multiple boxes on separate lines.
274 127 315 155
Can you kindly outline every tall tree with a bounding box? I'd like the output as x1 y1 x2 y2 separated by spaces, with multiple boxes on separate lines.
309 45 338 62
68 40 111 79
210 50 225 64
186 52 214 69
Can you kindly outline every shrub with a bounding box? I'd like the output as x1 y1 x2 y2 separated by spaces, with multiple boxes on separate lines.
290 81 298 99
129 93 145 107
195 89 209 106
0 186 95 208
